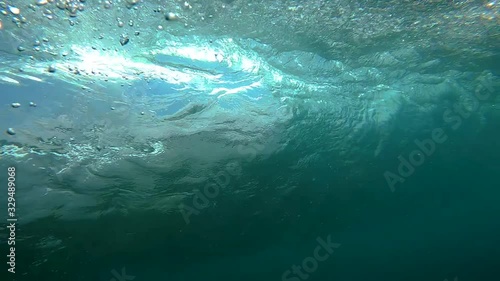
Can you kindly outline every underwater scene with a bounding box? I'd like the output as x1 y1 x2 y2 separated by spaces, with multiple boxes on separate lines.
0 0 499 280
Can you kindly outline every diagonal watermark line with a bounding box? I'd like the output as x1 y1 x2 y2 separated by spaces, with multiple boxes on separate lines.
384 72 496 192
110 267 135 281
281 234 341 281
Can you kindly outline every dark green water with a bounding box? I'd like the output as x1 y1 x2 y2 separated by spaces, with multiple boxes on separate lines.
3 100 500 281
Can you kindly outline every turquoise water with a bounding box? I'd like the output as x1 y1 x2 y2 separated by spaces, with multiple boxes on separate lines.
0 0 499 280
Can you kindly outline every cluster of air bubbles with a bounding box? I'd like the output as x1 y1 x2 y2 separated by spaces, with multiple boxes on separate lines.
41 8 53 20
7 101 38 135
16 37 50 53
0 2 19 15
115 18 134 28
125 0 140 9
56 0 85 17
103 0 112 9
32 0 85 17
0 2 28 27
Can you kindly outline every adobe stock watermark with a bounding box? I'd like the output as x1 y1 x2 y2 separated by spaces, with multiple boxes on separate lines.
178 160 242 224
109 267 135 281
385 74 495 192
179 112 290 224
281 235 341 281
178 131 276 224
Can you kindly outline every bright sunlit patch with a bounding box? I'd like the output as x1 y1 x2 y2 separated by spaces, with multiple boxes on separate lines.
153 38 263 73
240 57 260 73
16 74 43 82
0 75 19 85
0 20 3 30
173 46 223 62
272 72 283 83
63 45 216 85
210 80 262 98
0 36 272 92
10 44 227 94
